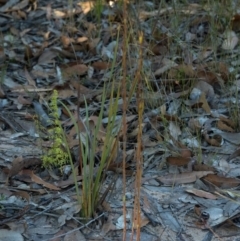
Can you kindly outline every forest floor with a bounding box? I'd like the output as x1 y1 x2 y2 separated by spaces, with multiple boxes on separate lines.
1 0 240 240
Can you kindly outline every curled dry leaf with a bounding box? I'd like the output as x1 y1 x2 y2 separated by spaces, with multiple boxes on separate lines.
186 188 218 200
157 171 213 185
219 116 235 128
217 120 234 132
203 174 240 188
203 131 223 147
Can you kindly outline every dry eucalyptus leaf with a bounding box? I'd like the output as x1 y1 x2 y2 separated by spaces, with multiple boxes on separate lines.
157 171 213 185
186 188 217 200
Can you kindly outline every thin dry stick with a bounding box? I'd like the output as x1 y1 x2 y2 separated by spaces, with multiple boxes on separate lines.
121 0 128 240
131 31 144 241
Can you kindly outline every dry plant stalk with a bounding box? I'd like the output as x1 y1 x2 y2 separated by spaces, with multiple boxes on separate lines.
121 0 128 240
131 32 144 241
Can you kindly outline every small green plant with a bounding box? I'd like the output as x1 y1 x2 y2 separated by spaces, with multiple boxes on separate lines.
94 0 104 22
58 84 120 219
42 90 69 169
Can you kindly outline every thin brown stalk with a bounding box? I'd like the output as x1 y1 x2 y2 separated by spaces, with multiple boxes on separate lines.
131 31 144 241
121 0 128 240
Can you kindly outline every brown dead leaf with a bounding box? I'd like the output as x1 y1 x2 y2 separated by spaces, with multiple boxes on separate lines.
168 64 195 79
150 43 168 56
12 0 29 10
8 156 24 178
203 174 240 188
78 1 94 14
92 61 110 70
194 80 214 100
217 120 234 132
0 46 6 64
52 9 65 18
203 131 223 147
21 170 60 190
55 176 83 188
196 69 218 85
38 49 58 64
132 211 149 229
61 35 75 48
62 64 88 78
16 9 27 19
24 45 33 62
157 171 213 185
57 87 77 99
8 157 42 179
219 116 235 128
231 14 240 31
154 58 178 76
0 187 12 197
199 93 211 113
193 163 216 172
167 156 190 166
100 216 116 236
13 190 30 202
217 62 229 82
186 188 218 200
69 80 101 103
188 118 202 132
0 85 5 97
17 95 31 105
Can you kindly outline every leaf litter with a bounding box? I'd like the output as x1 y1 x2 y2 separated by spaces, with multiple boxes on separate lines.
0 0 240 240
